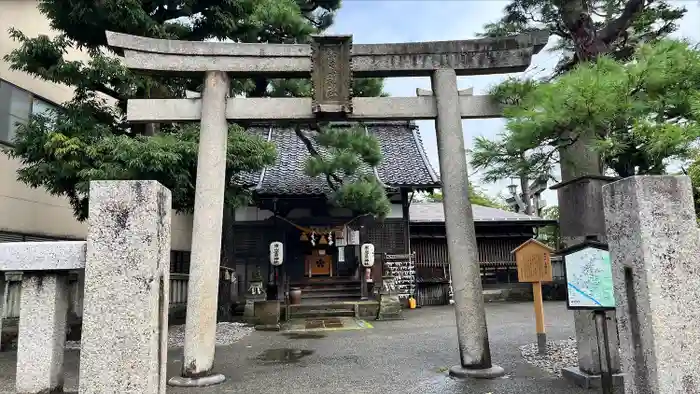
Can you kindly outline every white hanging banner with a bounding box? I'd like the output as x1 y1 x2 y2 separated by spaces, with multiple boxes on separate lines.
269 241 284 266
348 230 360 246
338 246 345 262
361 243 375 267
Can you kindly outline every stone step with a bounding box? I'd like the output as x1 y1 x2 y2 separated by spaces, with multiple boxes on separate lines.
288 301 357 319
302 291 361 299
295 284 361 292
291 278 360 286
289 301 355 311
290 309 356 319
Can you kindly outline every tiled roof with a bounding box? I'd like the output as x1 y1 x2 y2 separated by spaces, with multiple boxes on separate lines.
410 202 557 224
238 122 440 196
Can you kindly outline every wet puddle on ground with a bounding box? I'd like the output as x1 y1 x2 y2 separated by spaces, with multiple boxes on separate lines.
256 348 314 364
282 332 327 339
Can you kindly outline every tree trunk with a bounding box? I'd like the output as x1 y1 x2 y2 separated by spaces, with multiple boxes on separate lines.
559 0 646 63
559 0 610 62
520 174 534 216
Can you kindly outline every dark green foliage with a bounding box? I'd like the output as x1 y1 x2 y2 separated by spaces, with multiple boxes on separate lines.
7 108 276 220
302 124 389 217
4 0 392 221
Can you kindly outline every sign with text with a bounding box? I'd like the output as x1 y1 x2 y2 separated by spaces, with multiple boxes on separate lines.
564 244 615 310
361 243 375 267
269 241 283 266
347 230 360 246
512 239 553 283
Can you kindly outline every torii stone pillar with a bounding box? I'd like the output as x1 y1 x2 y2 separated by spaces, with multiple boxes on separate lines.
106 30 549 383
433 70 499 376
175 71 230 386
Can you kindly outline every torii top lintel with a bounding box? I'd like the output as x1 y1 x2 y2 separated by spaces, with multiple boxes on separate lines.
105 30 549 78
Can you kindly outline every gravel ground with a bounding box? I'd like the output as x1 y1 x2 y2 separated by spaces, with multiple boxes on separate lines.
519 337 578 376
65 322 254 350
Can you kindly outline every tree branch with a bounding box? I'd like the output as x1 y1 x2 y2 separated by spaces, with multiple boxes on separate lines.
600 0 646 44
294 124 342 190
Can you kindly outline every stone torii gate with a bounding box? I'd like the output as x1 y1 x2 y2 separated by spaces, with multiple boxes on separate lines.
107 30 548 386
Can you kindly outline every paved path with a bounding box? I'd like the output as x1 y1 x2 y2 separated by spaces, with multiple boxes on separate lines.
0 302 592 393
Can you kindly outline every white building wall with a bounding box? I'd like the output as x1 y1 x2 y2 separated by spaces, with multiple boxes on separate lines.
0 1 192 250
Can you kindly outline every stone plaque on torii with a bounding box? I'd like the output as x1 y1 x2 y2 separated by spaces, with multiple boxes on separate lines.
107 30 548 386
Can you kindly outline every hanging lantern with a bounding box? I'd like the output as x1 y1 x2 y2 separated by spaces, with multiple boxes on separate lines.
300 232 309 241
319 235 328 245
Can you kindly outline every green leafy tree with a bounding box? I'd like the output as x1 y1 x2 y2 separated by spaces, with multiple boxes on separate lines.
536 206 560 248
482 0 686 73
470 79 551 215
3 0 391 267
482 40 700 181
427 184 507 210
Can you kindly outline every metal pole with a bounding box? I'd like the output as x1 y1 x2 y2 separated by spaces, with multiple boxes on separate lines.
594 311 614 394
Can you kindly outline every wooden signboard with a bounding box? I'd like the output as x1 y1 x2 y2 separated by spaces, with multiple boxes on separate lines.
512 238 554 283
511 238 555 355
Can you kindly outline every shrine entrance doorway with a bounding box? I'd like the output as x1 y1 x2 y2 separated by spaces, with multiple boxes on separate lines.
306 249 333 277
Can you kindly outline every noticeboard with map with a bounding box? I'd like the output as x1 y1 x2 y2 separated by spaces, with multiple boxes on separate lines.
564 245 616 310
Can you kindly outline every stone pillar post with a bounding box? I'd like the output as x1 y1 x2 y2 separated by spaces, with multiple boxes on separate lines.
604 175 700 393
79 180 171 394
16 273 70 394
0 275 5 351
0 241 86 394
431 68 503 378
553 140 622 388
173 70 230 386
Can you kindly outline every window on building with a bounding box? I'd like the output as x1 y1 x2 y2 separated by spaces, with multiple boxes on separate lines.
0 80 58 145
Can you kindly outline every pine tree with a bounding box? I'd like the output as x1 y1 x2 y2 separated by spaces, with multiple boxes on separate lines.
487 40 700 179
475 0 689 191
481 0 686 72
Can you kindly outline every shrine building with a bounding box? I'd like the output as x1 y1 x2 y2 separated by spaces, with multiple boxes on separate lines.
169 121 558 307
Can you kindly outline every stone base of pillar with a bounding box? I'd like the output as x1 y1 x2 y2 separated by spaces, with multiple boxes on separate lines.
449 364 505 379
561 367 625 389
376 293 403 320
168 373 226 387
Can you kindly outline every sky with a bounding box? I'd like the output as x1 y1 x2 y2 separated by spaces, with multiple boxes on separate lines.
327 0 700 207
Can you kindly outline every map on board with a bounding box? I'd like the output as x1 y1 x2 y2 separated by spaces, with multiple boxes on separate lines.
565 246 616 310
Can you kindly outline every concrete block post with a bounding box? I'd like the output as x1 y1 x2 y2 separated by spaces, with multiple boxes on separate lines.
171 70 230 387
554 176 622 388
431 68 503 379
604 175 700 393
16 273 70 393
0 241 87 394
79 180 171 394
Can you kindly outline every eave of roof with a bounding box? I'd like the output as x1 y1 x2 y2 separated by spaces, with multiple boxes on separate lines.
409 202 557 225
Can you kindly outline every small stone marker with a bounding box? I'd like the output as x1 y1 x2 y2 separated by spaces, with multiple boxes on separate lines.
604 175 700 394
512 238 553 355
79 180 171 394
0 241 86 394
